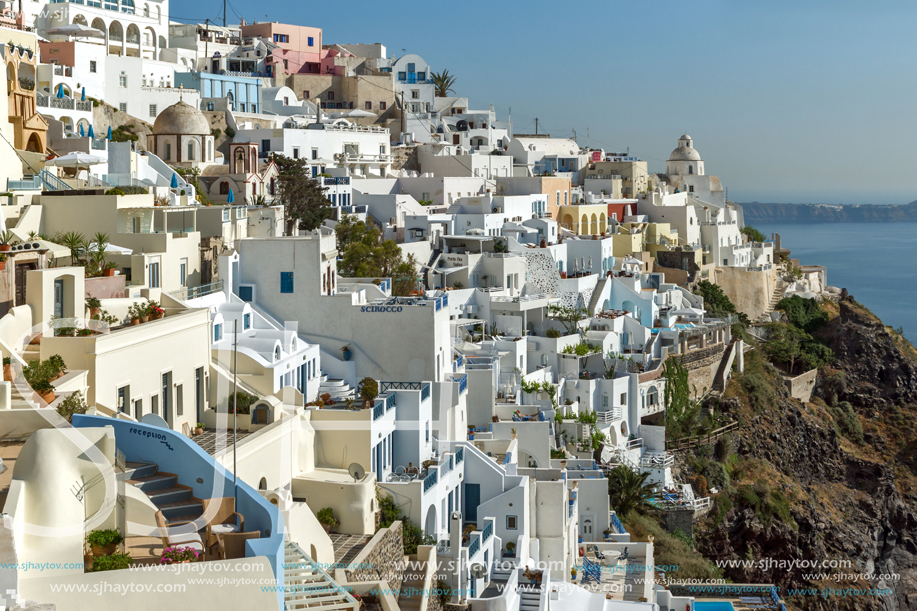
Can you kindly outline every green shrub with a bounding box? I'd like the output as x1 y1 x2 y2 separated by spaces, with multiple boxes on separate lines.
105 188 125 196
359 377 379 403
119 185 149 195
224 127 235 138
735 482 793 527
545 327 562 338
86 528 124 548
316 507 338 527
828 401 863 444
227 390 259 415
90 553 133 572
57 390 88 423
776 296 829 333
211 127 223 137
623 511 722 580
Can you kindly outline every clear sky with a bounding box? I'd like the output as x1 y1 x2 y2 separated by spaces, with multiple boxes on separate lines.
175 0 917 205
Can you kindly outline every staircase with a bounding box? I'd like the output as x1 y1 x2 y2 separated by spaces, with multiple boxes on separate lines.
710 339 737 394
518 584 543 611
397 559 426 611
756 279 786 323
318 374 355 401
489 559 517 585
284 541 358 611
125 461 204 524
587 277 608 314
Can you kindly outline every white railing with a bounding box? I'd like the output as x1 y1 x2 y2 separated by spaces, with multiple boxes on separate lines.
491 293 547 303
341 153 393 164
641 452 674 469
596 408 623 424
326 123 389 134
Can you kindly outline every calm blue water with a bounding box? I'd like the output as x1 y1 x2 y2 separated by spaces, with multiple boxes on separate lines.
755 222 917 343
694 602 736 611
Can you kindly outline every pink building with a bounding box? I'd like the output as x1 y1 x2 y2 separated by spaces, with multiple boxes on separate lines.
240 22 323 75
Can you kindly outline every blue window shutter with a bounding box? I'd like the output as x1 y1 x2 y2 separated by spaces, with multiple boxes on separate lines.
281 272 294 293
239 286 253 302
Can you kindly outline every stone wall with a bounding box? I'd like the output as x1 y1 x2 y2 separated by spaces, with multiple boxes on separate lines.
523 251 560 296
85 276 127 299
783 368 817 402
682 344 726 398
391 146 419 173
200 236 223 286
345 521 404 594
711 266 777 320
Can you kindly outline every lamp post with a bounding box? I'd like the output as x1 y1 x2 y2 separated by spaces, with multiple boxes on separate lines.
232 318 238 508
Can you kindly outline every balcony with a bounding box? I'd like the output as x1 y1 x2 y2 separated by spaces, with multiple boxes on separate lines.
379 381 431 401
449 373 467 395
341 153 393 165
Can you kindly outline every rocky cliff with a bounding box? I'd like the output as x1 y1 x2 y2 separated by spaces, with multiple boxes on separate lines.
741 201 917 223
689 300 917 611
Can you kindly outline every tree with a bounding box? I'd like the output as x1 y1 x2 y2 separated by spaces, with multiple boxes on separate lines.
335 215 419 295
740 225 767 243
392 254 419 297
547 304 588 335
607 466 657 516
274 154 331 231
430 70 457 98
694 280 749 326
765 322 806 375
664 357 703 439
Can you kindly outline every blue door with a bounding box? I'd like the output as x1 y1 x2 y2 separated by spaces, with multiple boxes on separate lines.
464 483 480 522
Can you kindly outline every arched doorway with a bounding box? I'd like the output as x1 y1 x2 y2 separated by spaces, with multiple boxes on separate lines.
26 133 42 152
424 504 437 539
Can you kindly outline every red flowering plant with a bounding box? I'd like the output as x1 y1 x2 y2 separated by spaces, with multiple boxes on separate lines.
160 545 201 564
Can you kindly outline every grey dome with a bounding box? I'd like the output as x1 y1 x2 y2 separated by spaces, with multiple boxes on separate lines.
669 146 701 161
152 101 210 136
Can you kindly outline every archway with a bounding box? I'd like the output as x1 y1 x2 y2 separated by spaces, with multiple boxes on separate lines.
26 133 42 153
590 213 598 235
561 213 573 230
599 213 606 234
108 21 123 55
72 14 88 25
580 214 588 234
6 62 15 84
258 477 267 490
234 148 245 173
424 504 437 538
646 385 659 408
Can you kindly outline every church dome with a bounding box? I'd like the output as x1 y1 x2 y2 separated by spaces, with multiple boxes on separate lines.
669 146 702 162
152 100 210 136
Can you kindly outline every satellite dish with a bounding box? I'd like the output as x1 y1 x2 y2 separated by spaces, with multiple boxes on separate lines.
348 463 366 482
470 564 486 579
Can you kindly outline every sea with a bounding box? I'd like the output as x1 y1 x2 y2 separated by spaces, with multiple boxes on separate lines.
754 222 917 343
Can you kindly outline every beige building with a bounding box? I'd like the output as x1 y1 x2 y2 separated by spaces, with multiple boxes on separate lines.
586 156 649 197
557 203 608 236
286 73 398 126
148 100 216 168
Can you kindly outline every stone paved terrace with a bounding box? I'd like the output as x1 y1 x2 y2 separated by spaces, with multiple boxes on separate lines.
330 533 371 565
192 428 254 455
578 551 646 603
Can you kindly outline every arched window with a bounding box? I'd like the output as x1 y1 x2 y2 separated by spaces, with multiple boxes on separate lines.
187 142 194 161
274 345 281 361
258 477 267 490
688 165 694 174
164 142 171 160
219 182 229 195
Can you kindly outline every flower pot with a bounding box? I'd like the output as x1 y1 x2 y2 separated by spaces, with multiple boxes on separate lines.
89 307 101 318
321 523 331 534
193 427 203 435
3 364 11 382
342 350 352 361
130 318 140 326
37 390 55 404
91 543 117 557
0 261 5 271
102 269 116 277
140 315 150 323
0 245 10 252
151 311 164 320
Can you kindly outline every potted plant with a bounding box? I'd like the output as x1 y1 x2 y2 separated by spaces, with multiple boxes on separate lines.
90 552 133 572
0 231 12 252
341 345 352 361
358 377 378 408
194 422 204 435
571 566 577 579
2 357 10 382
140 301 151 323
317 507 338 533
127 304 140 326
511 427 517 440
33 378 55 403
603 528 612 541
86 297 101 318
102 262 118 277
148 299 164 320
160 545 201 564
0 253 6 271
86 528 124 557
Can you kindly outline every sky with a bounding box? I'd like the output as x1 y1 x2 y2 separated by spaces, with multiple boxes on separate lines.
174 0 917 205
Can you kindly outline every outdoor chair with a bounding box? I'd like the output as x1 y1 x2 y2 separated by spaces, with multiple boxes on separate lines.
591 545 606 561
155 510 205 557
216 531 261 560
202 497 245 555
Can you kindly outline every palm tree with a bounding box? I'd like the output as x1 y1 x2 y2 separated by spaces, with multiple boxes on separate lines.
431 70 457 98
607 465 657 516
58 231 86 265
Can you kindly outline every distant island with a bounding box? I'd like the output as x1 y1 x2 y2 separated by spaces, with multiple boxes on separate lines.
739 200 917 223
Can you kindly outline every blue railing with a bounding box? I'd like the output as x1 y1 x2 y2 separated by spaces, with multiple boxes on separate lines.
423 468 438 492
482 521 493 542
39 170 74 191
372 401 385 420
456 447 464 464
385 393 396 411
454 355 464 370
421 383 430 401
611 512 626 535
457 374 467 395
467 535 480 557
442 455 453 475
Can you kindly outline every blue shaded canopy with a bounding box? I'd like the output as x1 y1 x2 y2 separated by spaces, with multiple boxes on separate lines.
171 173 178 188
88 125 95 138
227 188 235 203
107 126 112 140
56 85 64 98
79 123 84 137
81 87 86 101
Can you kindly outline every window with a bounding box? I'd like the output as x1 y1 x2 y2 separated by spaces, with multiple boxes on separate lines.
381 145 387 155
119 102 127 113
179 258 187 286
417 71 426 81
365 101 372 110
311 148 318 160
283 96 289 106
688 185 694 192
411 90 419 99
506 516 517 530
303 89 310 99
327 91 334 100
219 182 229 195
239 286 253 302
407 63 415 72
380 101 386 110
89 60 97 73
307 36 314 46
162 373 170 420
243 313 251 330
151 395 158 416
397 71 406 81
117 386 128 413
564 191 568 206
293 147 300 159
261 139 271 153
603 393 609 407
280 272 294 293
119 74 127 87
149 261 160 288
187 142 194 160
214 323 223 342
149 104 157 117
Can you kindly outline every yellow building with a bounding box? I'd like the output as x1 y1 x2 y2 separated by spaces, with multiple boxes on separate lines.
557 203 607 236
3 30 47 152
